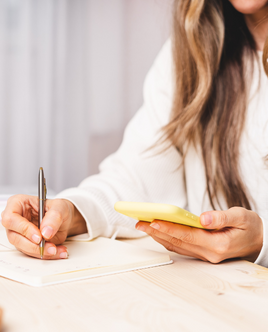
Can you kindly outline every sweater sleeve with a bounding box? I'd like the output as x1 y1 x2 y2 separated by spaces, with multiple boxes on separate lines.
254 217 268 267
56 39 187 240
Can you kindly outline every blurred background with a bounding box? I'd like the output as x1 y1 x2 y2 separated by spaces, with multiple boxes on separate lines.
0 0 172 195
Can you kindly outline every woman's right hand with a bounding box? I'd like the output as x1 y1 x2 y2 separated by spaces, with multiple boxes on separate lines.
1 195 87 260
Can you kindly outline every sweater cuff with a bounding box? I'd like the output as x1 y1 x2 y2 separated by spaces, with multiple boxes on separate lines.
254 217 268 267
55 188 108 241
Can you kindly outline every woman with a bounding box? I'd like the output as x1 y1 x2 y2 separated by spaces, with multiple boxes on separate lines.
2 0 268 265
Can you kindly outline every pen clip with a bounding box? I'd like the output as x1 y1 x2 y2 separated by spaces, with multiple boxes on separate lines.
44 178 47 200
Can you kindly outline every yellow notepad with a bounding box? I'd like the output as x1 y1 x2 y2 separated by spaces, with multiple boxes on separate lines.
0 234 172 287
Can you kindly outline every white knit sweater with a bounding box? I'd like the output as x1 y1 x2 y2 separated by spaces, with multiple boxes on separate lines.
57 40 268 267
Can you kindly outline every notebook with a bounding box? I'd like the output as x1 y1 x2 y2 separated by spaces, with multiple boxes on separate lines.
0 230 172 287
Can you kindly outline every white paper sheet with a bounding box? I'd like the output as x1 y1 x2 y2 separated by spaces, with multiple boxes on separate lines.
0 237 172 287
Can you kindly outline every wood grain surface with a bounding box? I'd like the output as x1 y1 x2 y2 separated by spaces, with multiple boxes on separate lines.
0 307 2 332
1 236 268 332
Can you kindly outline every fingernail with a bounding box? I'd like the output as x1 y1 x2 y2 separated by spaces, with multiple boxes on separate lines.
32 234 41 244
60 251 68 259
136 225 145 232
201 214 212 226
47 247 57 255
42 226 53 239
150 222 160 230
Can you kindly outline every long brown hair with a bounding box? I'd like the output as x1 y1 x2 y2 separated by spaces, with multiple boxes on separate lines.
164 0 268 210
264 34 268 76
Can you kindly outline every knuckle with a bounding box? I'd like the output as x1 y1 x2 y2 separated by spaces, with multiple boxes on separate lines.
33 244 41 256
180 232 194 244
1 214 11 228
161 224 176 237
170 237 183 247
229 207 247 221
7 232 14 245
208 254 223 264
7 194 19 204
6 196 13 205
149 227 159 237
214 240 229 256
217 212 228 228
164 243 175 252
229 206 242 213
49 210 62 223
8 232 21 248
214 246 225 256
238 207 247 221
168 226 180 237
20 222 31 237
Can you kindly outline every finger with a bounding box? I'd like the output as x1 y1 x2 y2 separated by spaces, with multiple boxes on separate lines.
200 207 257 230
2 195 39 218
149 231 231 263
136 221 218 259
136 220 237 262
2 196 42 245
40 199 72 241
7 230 68 260
149 234 208 261
136 220 220 251
136 221 241 264
4 213 42 244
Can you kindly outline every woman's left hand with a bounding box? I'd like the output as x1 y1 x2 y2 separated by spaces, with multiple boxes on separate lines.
135 207 263 263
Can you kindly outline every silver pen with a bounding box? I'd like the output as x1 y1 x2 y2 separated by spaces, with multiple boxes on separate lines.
38 167 46 259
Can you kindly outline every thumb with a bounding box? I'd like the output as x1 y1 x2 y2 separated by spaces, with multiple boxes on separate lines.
40 199 71 240
200 207 247 230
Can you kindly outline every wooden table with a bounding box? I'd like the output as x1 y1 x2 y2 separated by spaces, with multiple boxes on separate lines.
1 236 268 332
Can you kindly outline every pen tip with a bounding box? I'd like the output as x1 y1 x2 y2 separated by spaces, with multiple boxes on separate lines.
40 167 43 171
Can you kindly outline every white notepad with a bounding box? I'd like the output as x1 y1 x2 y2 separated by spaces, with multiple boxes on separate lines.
0 234 172 287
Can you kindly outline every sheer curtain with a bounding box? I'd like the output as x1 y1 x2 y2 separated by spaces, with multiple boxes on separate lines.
0 0 172 194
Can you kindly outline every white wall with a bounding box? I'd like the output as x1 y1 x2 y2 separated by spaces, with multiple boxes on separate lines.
0 0 172 193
